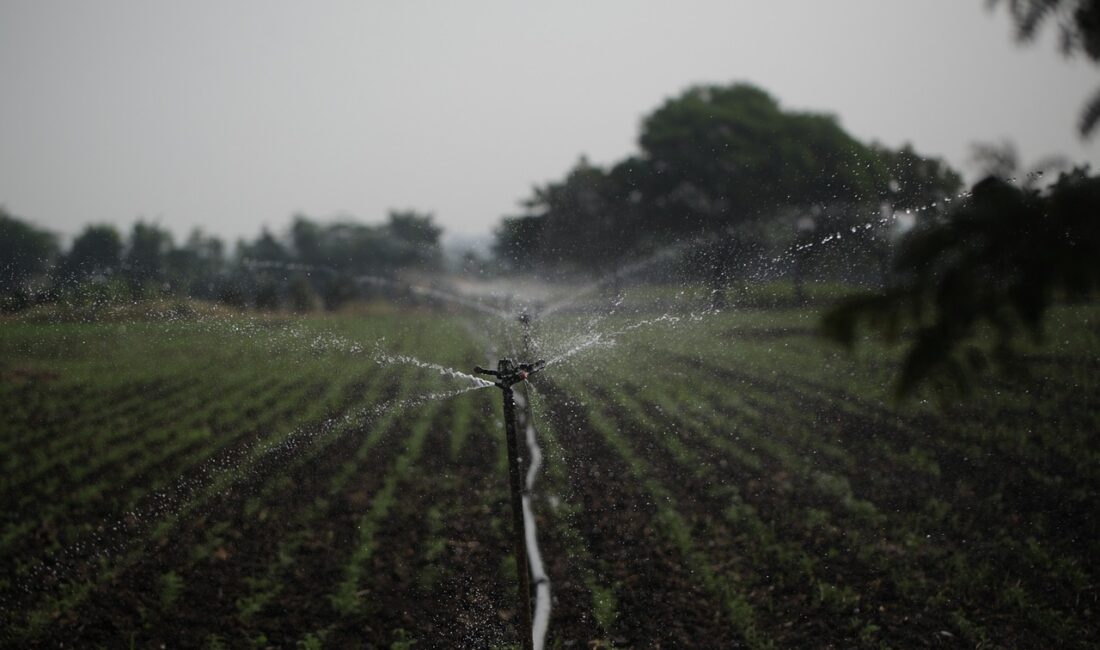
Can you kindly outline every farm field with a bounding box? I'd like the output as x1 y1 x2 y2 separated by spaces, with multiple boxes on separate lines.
1 299 1098 648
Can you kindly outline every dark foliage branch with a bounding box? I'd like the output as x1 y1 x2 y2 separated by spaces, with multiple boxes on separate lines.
989 0 1100 136
822 168 1100 398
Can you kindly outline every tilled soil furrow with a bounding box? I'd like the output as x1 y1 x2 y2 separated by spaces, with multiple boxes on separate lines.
138 384 407 648
515 397 604 646
584 381 938 647
18 378 388 648
539 379 746 647
0 377 332 593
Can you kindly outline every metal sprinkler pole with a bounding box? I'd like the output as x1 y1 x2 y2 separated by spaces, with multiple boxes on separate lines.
474 358 545 650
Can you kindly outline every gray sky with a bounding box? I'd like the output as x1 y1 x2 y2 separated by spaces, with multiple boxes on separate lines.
1 1 1097 245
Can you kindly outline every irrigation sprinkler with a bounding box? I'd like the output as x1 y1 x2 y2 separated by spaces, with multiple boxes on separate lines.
473 357 546 650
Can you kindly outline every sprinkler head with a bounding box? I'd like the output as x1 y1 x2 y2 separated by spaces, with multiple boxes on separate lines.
474 358 546 389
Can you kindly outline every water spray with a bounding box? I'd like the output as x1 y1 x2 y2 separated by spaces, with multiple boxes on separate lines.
473 357 546 650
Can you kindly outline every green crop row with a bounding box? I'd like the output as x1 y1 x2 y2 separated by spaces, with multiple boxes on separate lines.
3 304 1096 648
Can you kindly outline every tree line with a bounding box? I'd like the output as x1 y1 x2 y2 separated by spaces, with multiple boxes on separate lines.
486 78 1099 398
491 82 964 294
0 210 442 313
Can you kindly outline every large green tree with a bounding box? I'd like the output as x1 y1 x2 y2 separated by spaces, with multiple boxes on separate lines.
0 209 58 296
638 84 891 235
286 212 441 275
284 212 443 308
123 221 174 294
494 82 960 287
240 228 290 264
502 157 645 275
165 229 225 297
58 224 123 284
492 214 545 272
384 210 443 269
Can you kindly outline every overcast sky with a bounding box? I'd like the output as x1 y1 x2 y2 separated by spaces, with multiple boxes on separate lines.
1 1 1097 246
